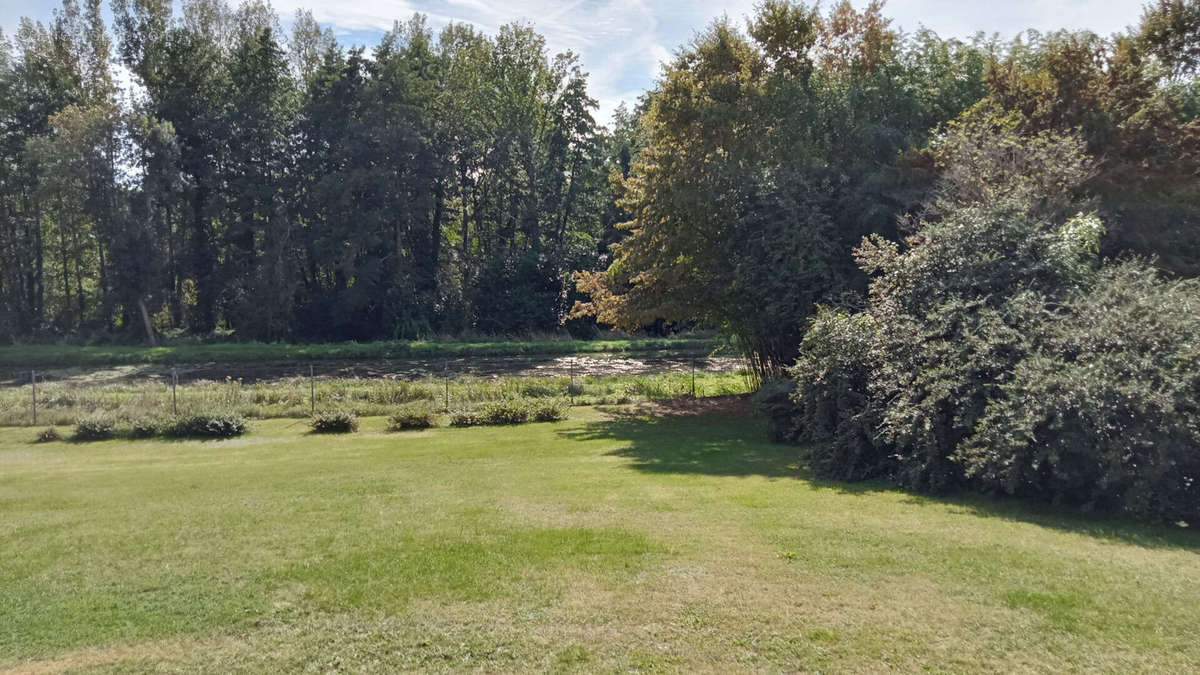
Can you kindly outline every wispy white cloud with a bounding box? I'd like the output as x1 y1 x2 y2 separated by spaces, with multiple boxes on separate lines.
269 0 1148 124
0 0 1151 124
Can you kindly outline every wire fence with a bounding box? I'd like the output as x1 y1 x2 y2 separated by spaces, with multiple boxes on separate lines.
4 356 752 428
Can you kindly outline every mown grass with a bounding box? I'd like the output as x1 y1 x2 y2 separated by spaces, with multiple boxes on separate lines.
2 409 1198 672
0 337 721 368
0 371 751 427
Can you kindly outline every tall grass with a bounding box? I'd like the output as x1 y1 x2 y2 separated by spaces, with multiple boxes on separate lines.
0 371 753 427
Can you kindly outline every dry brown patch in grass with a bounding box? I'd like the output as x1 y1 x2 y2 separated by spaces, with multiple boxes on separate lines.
3 636 226 675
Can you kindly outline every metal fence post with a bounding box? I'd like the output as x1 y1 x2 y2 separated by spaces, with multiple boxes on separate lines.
31 370 37 426
172 367 178 415
443 360 450 413
310 365 315 416
691 357 696 397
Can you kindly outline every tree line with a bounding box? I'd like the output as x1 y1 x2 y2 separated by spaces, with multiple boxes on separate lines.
0 0 629 343
572 0 1199 522
577 0 1199 373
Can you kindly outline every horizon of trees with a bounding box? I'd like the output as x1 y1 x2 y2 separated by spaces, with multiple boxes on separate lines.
1 0 1197 353
0 0 631 344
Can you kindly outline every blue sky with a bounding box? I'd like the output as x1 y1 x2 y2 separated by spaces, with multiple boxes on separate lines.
2 0 1149 124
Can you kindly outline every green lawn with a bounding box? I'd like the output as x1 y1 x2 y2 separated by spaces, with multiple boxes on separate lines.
0 337 721 368
2 408 1198 672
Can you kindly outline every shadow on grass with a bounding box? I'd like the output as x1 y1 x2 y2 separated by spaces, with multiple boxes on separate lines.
559 405 1200 553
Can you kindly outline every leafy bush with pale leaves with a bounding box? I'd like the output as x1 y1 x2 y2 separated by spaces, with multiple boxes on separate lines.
388 402 439 430
786 308 889 482
450 398 569 427
773 173 1200 521
74 417 116 442
166 413 247 439
309 411 358 434
955 264 1200 522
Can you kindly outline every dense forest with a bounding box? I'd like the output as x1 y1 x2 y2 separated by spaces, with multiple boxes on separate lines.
2 0 1196 354
0 0 629 342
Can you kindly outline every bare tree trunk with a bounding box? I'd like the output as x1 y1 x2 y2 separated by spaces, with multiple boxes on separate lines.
137 297 158 346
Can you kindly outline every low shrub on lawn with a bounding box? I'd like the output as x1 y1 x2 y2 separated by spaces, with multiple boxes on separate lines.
389 402 438 430
310 410 358 434
529 399 569 422
74 417 116 442
35 427 60 443
450 398 569 427
478 399 531 425
130 418 165 439
166 413 247 439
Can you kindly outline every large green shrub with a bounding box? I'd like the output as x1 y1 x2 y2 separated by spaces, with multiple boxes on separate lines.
772 122 1200 521
786 308 889 482
956 264 1200 522
755 378 801 444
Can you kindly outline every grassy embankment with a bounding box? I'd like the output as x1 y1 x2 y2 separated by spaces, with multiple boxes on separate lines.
2 408 1198 672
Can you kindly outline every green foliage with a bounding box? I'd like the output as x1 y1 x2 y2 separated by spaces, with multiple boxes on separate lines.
473 400 531 426
448 409 488 428
388 402 439 430
529 399 570 422
1138 0 1200 79
130 418 164 439
957 264 1200 522
74 417 116 442
786 309 887 482
165 413 248 439
0 370 752 427
309 411 358 434
779 160 1200 520
449 398 570 427
519 382 563 398
574 2 990 373
755 378 800 444
35 427 60 443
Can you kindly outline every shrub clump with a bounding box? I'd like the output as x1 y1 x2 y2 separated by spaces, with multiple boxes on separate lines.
448 409 486 427
74 417 116 442
529 399 569 422
130 418 164 439
166 413 248 439
772 203 1200 521
389 402 439 430
784 309 889 482
35 427 60 443
310 410 358 434
767 126 1200 523
450 398 571 427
